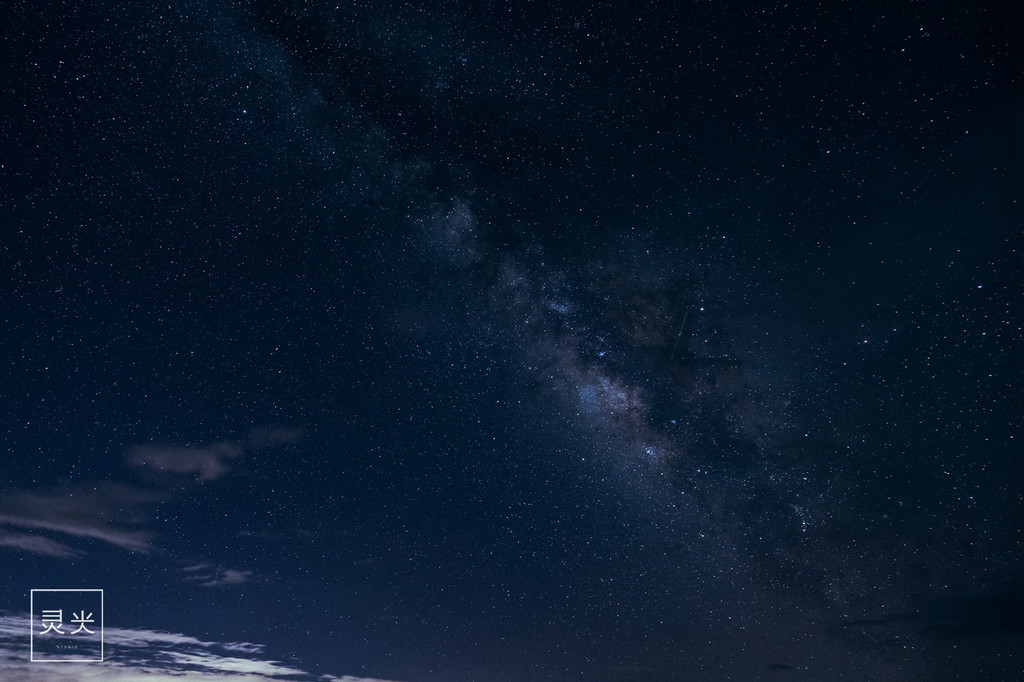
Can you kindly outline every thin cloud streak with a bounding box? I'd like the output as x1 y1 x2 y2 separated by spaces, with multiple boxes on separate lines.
0 529 82 558
0 484 158 555
181 564 255 588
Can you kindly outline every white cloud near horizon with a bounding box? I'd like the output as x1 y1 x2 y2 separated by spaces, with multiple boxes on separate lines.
0 613 406 682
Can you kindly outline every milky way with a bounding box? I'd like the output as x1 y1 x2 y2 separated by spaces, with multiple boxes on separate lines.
2 1 1020 680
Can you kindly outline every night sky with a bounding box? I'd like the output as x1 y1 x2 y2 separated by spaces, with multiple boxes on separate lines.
1 1 1021 680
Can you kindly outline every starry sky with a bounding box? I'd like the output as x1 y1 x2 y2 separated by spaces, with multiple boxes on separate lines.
1 1 1021 680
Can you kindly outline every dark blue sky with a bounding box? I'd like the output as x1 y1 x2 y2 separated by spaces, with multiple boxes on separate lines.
1 1 1021 680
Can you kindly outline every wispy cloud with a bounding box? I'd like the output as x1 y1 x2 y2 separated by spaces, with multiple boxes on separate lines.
126 428 303 480
125 441 244 481
181 563 255 588
0 428 303 560
0 614 405 681
0 484 158 555
0 528 82 558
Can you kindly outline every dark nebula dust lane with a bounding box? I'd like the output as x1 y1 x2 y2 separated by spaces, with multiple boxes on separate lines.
0 1 1021 681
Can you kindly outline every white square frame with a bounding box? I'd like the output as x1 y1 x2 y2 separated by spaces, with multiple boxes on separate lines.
30 589 104 663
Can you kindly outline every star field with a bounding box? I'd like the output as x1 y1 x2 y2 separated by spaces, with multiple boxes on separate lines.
1 1 1021 680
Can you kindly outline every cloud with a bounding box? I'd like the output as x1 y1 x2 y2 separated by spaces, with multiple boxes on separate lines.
181 564 255 588
0 528 82 558
209 569 253 587
0 429 303 560
0 484 158 555
128 428 303 479
0 613 406 681
125 441 244 481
